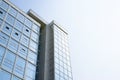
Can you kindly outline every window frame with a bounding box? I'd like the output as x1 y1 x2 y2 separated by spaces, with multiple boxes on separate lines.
8 38 19 53
2 50 16 72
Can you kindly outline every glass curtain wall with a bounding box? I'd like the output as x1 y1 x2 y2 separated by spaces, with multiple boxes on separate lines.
0 0 40 80
54 25 73 80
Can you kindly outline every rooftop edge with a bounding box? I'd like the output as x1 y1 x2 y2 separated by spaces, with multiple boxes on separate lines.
27 9 48 27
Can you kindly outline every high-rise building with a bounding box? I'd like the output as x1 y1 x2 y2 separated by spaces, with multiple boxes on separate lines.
0 0 73 80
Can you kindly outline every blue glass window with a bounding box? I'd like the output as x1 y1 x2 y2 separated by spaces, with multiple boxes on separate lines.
0 32 9 46
16 12 24 23
20 35 29 47
6 14 15 26
59 77 64 80
0 69 11 80
25 18 32 28
0 8 6 19
0 19 2 26
55 74 59 80
8 7 17 17
14 57 25 78
68 71 72 78
15 20 23 31
2 50 15 72
29 40 38 53
18 45 28 59
59 66 64 73
55 68 59 75
31 31 39 43
64 68 67 75
11 29 21 41
25 62 36 80
32 24 40 34
55 63 59 70
2 22 13 36
55 57 59 64
12 76 21 80
69 78 73 80
23 25 31 37
0 45 5 63
64 75 68 80
0 1 9 11
28 50 37 64
8 38 18 53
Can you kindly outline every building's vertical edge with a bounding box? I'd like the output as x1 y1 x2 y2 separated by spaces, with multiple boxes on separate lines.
44 25 49 80
44 23 54 80
27 9 48 80
52 24 55 80
36 25 46 80
49 24 54 80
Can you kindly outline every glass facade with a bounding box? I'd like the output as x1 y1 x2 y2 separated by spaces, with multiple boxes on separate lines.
0 0 40 80
0 0 73 80
54 25 73 80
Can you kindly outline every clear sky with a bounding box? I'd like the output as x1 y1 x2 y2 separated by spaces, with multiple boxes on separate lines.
10 0 120 80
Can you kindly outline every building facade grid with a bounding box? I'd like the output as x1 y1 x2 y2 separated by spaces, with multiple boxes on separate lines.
54 25 73 80
0 0 40 80
0 0 73 80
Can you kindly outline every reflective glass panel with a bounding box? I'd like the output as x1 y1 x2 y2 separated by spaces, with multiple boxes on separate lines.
14 20 23 31
55 74 59 80
0 45 5 63
17 12 24 23
28 50 37 64
0 19 2 26
12 76 21 80
29 40 38 53
0 8 6 19
32 24 40 34
0 32 9 46
20 35 29 47
1 22 13 36
23 25 31 37
8 6 17 17
31 31 39 43
55 63 59 70
18 45 28 59
24 18 32 28
25 62 36 80
8 38 18 53
0 1 9 11
2 50 15 72
6 14 15 26
14 57 25 78
11 29 21 41
0 69 11 80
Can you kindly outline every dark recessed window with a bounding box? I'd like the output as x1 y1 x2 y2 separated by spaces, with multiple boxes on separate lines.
0 8 6 19
11 29 21 41
6 26 9 30
26 29 29 32
15 32 18 36
23 26 31 37
22 48 25 52
0 11 3 14
2 36 6 39
2 23 12 36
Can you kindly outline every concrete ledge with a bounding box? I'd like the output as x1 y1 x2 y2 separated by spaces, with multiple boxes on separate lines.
27 9 48 28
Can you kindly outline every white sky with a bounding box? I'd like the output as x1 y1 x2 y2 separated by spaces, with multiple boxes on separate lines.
10 0 120 80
